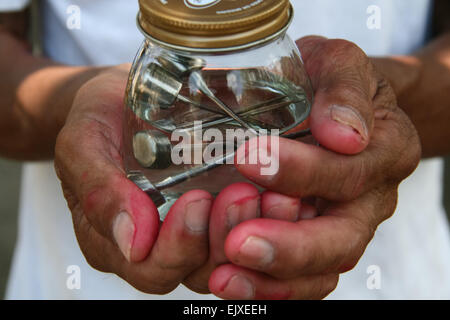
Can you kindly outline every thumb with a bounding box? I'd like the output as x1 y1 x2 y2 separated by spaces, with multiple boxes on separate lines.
296 36 376 154
54 71 160 263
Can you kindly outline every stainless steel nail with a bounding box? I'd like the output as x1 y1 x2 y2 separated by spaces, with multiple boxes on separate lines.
127 171 167 208
190 70 259 135
129 129 311 207
157 53 206 78
137 63 183 109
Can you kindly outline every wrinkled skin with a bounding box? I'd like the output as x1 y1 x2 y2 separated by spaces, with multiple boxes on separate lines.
54 37 421 299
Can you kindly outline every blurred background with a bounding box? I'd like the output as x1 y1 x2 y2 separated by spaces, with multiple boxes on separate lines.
2 157 450 298
0 159 22 298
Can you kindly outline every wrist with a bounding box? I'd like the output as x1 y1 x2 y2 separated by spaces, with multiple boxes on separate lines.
2 64 106 160
53 66 107 128
370 55 422 101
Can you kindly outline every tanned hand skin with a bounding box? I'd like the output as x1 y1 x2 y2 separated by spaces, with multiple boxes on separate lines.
372 33 450 158
371 0 450 158
0 11 104 160
0 4 449 299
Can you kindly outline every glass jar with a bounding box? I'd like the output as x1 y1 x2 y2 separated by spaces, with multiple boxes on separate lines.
124 0 313 218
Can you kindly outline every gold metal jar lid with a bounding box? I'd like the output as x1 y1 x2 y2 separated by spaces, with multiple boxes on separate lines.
138 0 292 50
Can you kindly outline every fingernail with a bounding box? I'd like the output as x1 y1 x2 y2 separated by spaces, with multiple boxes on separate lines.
223 274 255 299
113 211 135 262
330 105 368 141
239 236 275 268
227 198 260 230
184 199 212 233
266 203 300 222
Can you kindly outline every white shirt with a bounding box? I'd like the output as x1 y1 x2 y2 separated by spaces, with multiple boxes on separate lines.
3 0 450 299
0 0 28 11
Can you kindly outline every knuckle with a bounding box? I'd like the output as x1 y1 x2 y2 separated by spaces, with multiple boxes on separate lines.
340 158 369 200
396 117 422 177
142 282 179 295
396 144 420 182
328 82 372 107
321 157 368 201
374 77 397 105
378 110 421 182
377 186 399 222
326 39 367 64
124 272 179 295
76 229 111 274
305 39 368 82
354 213 375 242
60 182 80 213
119 263 180 295
295 239 324 275
83 253 110 274
153 244 207 273
183 268 212 294
328 216 373 273
347 216 375 254
156 257 194 271
303 274 339 300
54 127 72 163
317 274 340 299
183 279 211 295
80 187 103 220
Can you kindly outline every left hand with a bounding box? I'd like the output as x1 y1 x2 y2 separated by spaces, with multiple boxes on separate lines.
55 65 217 295
186 36 421 299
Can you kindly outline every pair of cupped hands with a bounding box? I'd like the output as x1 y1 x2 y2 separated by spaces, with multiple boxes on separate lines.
54 36 421 299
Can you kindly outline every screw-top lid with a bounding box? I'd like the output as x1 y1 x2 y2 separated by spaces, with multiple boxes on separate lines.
138 0 292 50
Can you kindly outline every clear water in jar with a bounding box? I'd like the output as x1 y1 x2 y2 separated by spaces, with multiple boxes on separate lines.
124 63 311 217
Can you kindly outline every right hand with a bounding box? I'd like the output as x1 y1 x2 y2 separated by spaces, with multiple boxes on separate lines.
189 37 422 300
55 65 215 294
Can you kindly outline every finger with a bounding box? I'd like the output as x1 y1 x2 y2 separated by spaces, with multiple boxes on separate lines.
236 110 419 201
209 182 261 264
223 187 397 279
237 37 420 200
55 83 159 263
70 202 132 275
183 182 261 293
297 202 319 220
236 136 370 200
69 187 214 295
121 190 213 294
261 192 318 221
296 37 378 154
260 191 301 222
209 264 339 300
